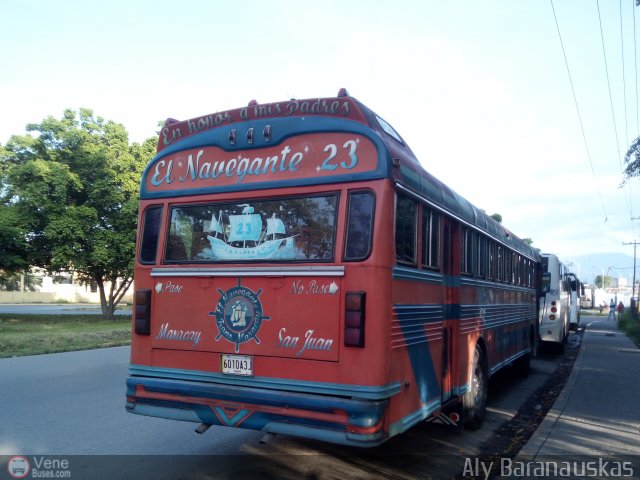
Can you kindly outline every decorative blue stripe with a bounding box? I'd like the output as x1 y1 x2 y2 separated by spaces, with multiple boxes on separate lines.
389 398 441 436
212 407 252 427
263 422 386 447
394 304 443 323
452 383 470 396
392 266 443 283
127 376 387 427
489 349 529 375
460 276 536 293
128 364 402 400
126 374 390 446
395 267 537 294
460 304 536 328
393 304 442 407
140 117 391 200
393 266 461 287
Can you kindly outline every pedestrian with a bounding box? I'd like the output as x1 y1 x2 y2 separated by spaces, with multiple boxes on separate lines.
617 301 624 318
607 299 616 321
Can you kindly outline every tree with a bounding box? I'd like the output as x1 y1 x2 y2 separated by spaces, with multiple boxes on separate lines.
623 136 640 183
490 213 503 223
594 275 611 289
0 144 29 283
2 109 156 317
0 204 28 275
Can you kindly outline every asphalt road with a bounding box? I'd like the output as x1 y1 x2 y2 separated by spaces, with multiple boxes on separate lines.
0 335 576 479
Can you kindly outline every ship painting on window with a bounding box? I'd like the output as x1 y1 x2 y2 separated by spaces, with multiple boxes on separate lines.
206 204 295 260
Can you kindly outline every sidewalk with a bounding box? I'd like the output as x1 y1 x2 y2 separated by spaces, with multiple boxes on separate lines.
519 315 640 460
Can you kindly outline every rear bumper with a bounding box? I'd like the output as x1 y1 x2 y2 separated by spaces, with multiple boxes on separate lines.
126 369 394 447
539 320 564 343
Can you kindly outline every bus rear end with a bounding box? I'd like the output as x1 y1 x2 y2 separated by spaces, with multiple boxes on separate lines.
126 94 399 446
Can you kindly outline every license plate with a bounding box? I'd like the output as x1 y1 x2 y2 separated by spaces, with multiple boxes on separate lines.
221 354 253 376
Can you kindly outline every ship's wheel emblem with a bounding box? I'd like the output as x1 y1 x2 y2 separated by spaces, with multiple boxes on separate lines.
209 278 270 353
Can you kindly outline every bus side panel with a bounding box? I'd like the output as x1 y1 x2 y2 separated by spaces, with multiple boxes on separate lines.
459 283 536 394
458 279 485 398
387 271 445 436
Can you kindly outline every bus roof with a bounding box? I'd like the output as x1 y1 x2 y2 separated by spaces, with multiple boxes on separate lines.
145 89 537 260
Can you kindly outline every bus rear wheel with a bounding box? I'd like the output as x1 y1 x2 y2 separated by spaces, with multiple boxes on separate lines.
463 344 488 430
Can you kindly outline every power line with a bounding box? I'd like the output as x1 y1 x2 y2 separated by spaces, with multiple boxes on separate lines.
596 0 634 220
634 0 639 136
621 0 629 149
596 0 624 170
550 0 609 222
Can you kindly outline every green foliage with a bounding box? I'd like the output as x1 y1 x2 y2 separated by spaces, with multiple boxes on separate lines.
618 308 640 348
490 213 502 223
1 108 156 316
594 274 612 288
623 136 640 184
0 204 28 274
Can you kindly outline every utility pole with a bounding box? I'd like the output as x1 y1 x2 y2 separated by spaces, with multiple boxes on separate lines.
623 239 639 317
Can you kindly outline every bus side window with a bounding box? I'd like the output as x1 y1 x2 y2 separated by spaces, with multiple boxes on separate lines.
395 194 417 265
422 207 440 270
139 206 163 264
344 191 375 261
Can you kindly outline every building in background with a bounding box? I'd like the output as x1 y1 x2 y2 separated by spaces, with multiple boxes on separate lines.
0 268 133 304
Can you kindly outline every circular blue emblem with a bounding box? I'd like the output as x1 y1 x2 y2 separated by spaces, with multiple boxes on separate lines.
209 278 270 352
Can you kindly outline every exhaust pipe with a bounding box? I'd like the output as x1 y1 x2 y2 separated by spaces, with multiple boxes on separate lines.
195 423 211 434
260 432 276 444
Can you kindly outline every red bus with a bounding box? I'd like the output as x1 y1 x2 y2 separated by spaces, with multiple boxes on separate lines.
126 89 540 446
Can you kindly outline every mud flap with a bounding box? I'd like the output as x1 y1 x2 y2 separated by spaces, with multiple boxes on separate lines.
424 398 463 430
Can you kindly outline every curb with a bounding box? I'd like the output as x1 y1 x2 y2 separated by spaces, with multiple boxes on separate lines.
517 327 587 458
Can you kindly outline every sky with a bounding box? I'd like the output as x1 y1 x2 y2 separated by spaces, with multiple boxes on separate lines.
1 0 639 279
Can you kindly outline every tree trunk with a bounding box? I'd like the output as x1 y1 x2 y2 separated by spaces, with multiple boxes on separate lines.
96 276 133 319
96 278 113 319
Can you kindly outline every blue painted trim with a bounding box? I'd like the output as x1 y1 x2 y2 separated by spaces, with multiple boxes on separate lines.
140 117 391 200
392 266 443 283
394 267 538 295
489 348 530 375
125 403 201 423
127 376 387 427
460 303 537 330
460 276 536 293
263 422 387 447
388 398 441 436
128 364 402 400
393 304 444 323
393 303 442 410
452 383 470 396
126 374 390 446
392 266 462 287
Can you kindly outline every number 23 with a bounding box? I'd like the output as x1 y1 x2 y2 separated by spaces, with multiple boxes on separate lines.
320 139 359 171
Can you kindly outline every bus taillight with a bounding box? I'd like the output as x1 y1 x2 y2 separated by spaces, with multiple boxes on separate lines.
345 292 366 347
135 289 151 335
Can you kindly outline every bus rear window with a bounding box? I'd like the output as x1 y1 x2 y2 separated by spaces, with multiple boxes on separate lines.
165 195 338 263
139 206 163 264
344 191 375 261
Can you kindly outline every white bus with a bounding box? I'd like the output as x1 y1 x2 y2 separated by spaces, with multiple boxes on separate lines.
580 283 593 309
567 273 581 330
539 253 570 352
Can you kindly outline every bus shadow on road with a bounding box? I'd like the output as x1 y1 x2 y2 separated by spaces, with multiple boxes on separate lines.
226 332 583 480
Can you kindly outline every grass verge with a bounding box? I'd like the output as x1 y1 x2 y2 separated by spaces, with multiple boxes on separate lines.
618 309 640 348
0 314 131 358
